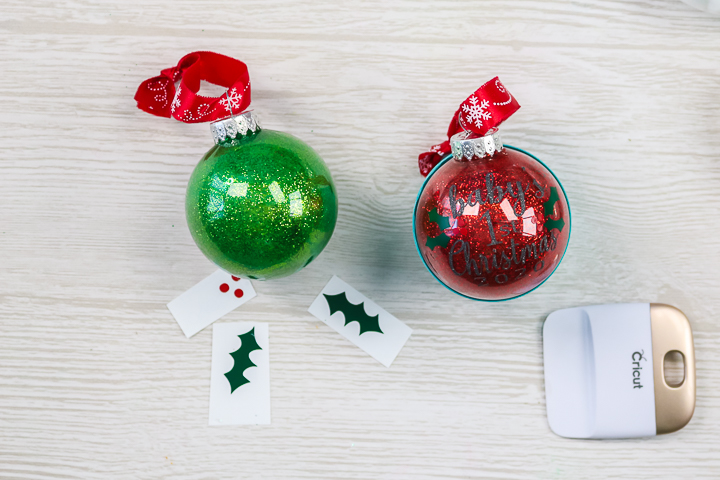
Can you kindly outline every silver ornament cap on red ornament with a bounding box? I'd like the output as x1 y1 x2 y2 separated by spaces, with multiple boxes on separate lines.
449 130 503 161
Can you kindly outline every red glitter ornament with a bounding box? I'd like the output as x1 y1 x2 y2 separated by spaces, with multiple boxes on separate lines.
414 79 570 301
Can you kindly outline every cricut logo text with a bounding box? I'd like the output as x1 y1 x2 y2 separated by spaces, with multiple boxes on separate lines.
632 350 646 389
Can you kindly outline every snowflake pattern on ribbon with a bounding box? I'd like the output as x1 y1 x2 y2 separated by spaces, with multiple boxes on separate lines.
417 76 521 176
171 85 182 114
461 95 492 129
220 87 243 114
135 52 254 123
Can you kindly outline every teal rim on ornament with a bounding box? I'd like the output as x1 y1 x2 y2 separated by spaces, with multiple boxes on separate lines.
412 145 572 302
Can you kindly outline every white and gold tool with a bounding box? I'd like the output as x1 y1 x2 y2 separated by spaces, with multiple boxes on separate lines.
543 303 695 439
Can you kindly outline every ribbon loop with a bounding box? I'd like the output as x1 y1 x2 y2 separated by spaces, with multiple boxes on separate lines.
418 77 520 176
458 77 519 136
135 51 252 124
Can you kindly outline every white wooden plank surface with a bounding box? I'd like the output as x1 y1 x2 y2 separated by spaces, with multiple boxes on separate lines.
1 0 719 478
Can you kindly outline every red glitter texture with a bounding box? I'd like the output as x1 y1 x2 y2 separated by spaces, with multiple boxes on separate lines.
414 147 570 301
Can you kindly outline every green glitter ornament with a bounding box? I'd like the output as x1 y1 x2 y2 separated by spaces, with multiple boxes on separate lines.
186 112 338 280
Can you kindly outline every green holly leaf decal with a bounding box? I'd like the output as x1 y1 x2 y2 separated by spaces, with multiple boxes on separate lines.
224 327 262 393
323 292 383 335
428 207 451 231
544 216 566 233
425 231 452 250
426 207 452 250
542 186 565 233
543 187 560 217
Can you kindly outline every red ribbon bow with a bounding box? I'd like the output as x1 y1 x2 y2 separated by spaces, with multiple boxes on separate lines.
418 77 520 176
135 51 252 123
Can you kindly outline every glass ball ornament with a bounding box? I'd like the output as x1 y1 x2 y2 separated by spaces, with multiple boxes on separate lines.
413 132 570 301
186 112 338 280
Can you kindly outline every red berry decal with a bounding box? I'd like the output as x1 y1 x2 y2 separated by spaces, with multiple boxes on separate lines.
221 277 243 296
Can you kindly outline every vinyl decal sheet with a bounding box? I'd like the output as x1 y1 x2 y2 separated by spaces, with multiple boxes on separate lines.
209 322 270 426
308 276 412 367
167 270 256 338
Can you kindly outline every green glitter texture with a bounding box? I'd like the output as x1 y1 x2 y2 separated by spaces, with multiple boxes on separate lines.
186 129 338 280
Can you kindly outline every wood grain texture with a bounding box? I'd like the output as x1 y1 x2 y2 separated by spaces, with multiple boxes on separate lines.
1 0 720 478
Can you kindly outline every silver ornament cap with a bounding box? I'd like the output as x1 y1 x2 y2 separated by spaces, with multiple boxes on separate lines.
450 129 503 161
210 111 261 145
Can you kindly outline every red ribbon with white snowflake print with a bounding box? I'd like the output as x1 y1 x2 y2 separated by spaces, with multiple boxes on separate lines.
418 77 520 176
134 51 251 123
